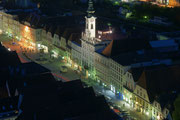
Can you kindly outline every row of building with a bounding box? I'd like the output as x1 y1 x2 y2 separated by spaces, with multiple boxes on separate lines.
0 42 120 120
0 1 180 120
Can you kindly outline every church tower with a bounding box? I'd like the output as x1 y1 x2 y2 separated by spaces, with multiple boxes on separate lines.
85 0 96 38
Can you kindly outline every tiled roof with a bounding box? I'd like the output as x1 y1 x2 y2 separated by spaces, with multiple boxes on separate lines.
102 36 151 58
62 27 82 42
55 26 66 38
69 33 81 45
17 78 120 120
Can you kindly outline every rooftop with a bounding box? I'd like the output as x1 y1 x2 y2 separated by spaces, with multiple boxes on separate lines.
130 65 180 109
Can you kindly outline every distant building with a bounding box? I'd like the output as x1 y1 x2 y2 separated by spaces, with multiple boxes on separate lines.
168 0 180 6
129 65 180 120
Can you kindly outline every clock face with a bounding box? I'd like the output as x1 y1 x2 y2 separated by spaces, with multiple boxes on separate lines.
90 18 94 22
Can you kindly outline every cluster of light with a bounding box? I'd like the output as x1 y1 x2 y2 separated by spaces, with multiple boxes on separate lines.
7 48 11 51
74 64 78 68
146 112 149 115
25 26 29 32
103 30 113 34
144 16 148 19
136 102 138 104
62 56 64 59
88 73 91 76
157 115 160 120
0 29 2 34
123 96 126 100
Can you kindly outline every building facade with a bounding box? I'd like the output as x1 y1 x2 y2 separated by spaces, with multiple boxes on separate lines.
0 1 171 120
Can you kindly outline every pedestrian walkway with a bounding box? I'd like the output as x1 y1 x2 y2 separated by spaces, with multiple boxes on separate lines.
81 78 149 120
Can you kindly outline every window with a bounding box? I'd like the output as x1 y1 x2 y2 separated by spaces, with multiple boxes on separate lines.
91 24 93 29
86 24 88 29
137 90 139 94
144 94 146 99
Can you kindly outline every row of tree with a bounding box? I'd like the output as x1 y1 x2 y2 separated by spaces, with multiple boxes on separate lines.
131 3 180 26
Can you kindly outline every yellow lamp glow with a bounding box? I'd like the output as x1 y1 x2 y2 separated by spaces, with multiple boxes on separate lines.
25 26 29 32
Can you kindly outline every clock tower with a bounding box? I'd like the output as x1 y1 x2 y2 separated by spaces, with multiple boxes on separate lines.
85 0 96 38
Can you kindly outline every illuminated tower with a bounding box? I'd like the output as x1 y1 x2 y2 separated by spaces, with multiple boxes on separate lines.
85 0 96 38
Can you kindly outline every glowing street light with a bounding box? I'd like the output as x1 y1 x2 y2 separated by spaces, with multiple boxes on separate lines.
7 48 11 51
157 115 160 120
146 112 149 115
109 30 112 34
144 16 148 19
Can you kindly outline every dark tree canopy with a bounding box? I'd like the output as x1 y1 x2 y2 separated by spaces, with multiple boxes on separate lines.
173 95 180 120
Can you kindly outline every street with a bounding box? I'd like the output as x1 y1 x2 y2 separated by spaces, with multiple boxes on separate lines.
0 34 149 120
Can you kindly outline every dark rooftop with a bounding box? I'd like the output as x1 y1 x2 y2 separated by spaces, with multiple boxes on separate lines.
130 65 180 109
17 78 120 120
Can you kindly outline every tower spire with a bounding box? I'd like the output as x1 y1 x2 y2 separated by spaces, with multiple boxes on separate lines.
87 0 95 18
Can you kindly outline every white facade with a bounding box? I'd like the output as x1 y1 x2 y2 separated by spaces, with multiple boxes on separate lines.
85 16 96 38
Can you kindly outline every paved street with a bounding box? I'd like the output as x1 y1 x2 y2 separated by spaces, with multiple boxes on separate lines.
0 34 149 120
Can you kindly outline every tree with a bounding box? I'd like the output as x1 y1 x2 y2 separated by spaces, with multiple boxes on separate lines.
173 95 180 120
